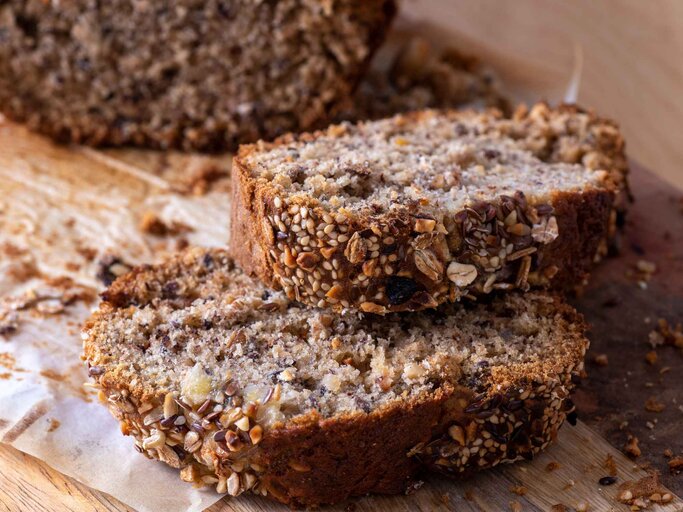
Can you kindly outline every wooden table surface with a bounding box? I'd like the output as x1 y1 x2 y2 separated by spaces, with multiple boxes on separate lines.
2 421 680 512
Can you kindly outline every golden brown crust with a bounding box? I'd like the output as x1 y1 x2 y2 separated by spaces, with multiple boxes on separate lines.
230 107 621 313
84 248 588 507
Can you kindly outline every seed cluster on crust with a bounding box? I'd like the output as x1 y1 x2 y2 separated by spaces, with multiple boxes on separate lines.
93 376 271 498
233 105 623 313
418 373 580 474
258 189 564 313
83 248 589 506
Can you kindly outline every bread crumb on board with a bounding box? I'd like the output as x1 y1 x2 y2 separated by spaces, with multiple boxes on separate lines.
624 435 642 458
617 473 673 509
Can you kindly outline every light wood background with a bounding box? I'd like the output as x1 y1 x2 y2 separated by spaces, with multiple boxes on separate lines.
400 0 683 188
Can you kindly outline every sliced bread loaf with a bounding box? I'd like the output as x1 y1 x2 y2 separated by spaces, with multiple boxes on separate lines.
83 248 588 507
0 0 394 151
232 105 625 313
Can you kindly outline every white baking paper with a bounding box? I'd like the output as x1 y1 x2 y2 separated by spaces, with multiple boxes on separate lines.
0 120 232 512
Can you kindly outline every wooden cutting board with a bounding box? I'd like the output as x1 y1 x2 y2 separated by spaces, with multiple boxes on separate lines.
0 121 681 512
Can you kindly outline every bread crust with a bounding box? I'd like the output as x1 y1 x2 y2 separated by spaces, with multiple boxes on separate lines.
0 0 395 151
230 107 620 313
84 248 588 508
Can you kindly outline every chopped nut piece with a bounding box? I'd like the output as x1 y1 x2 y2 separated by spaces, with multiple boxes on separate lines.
163 392 178 419
184 431 202 453
296 252 319 271
531 216 559 244
448 425 465 446
325 284 344 300
142 430 166 450
360 301 386 314
414 249 443 281
180 464 199 483
249 425 263 445
227 472 241 496
344 232 367 264
414 218 436 233
279 368 295 382
216 475 228 494
447 262 477 286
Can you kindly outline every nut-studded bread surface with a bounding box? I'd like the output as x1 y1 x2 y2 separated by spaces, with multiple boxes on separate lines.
232 104 626 313
83 248 588 507
0 0 394 151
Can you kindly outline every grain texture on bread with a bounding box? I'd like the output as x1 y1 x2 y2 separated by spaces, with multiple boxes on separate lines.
0 0 394 151
231 105 625 313
83 248 588 507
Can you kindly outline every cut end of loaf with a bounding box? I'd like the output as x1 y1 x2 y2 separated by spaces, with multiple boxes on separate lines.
240 109 612 216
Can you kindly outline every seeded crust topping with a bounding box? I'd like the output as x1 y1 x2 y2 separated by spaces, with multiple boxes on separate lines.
0 0 394 151
232 105 625 313
83 248 588 506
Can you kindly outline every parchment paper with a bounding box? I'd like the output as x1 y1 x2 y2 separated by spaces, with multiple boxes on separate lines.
0 120 232 512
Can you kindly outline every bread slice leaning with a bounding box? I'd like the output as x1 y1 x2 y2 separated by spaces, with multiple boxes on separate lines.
232 104 626 313
83 248 588 507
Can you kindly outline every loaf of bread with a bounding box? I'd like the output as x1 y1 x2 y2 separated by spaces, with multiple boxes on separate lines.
0 0 394 151
83 248 588 507
231 105 626 313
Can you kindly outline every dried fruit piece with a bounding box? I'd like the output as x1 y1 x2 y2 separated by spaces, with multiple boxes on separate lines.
385 276 421 305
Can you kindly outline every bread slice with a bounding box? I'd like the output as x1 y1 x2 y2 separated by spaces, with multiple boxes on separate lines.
232 105 625 313
83 248 588 507
0 0 394 151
